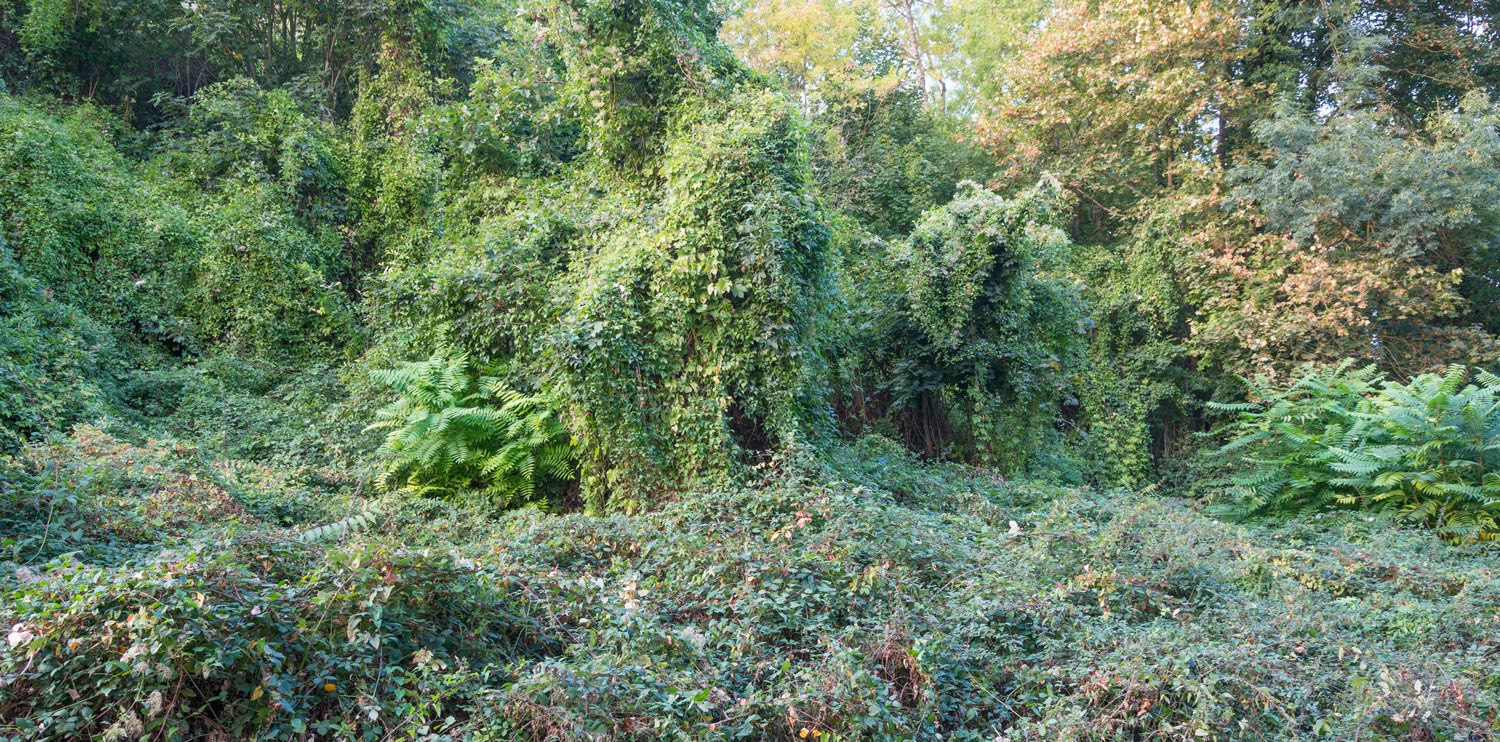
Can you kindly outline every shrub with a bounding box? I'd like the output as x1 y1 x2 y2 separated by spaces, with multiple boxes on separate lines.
832 180 1088 471
0 237 105 451
1214 361 1500 541
366 353 577 508
0 93 354 362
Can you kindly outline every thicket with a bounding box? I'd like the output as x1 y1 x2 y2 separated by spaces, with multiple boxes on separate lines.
4 431 1498 740
2 0 1500 737
0 0 1492 525
0 0 1493 506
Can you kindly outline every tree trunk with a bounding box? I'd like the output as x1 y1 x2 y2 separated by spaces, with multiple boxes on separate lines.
893 0 926 97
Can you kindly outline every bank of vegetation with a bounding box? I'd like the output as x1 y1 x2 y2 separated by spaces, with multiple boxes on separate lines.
1 0 1498 737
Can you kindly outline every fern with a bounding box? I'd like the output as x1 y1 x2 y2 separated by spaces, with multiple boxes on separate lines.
366 353 578 508
298 511 379 542
1214 361 1500 541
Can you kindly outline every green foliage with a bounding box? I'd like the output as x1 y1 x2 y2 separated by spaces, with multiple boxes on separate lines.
0 97 199 331
8 2 1500 738
1211 362 1384 517
1329 367 1500 541
367 353 577 508
1214 362 1500 541
169 81 360 357
5 434 1499 740
553 0 741 170
176 79 351 228
835 181 1088 471
1233 94 1500 260
113 355 370 471
1 538 516 741
430 55 581 180
343 52 446 272
359 177 586 370
1072 212 1205 488
8 0 476 119
808 87 994 239
347 1 837 512
0 236 105 451
0 92 355 361
188 176 357 357
558 85 834 510
1200 92 1500 377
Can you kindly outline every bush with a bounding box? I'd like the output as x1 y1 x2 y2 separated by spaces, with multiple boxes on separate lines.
120 357 371 471
0 425 355 567
832 181 1088 471
1214 361 1500 541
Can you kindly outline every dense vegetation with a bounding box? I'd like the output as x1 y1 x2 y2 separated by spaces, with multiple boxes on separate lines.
1 0 1497 738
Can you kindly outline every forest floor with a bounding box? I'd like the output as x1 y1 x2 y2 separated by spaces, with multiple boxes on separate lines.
4 417 1500 740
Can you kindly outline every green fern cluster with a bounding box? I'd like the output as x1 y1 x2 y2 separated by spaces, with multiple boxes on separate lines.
1209 361 1381 517
1214 362 1500 541
366 353 577 508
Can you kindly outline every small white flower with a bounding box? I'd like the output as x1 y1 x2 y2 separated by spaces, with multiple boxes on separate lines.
413 647 447 672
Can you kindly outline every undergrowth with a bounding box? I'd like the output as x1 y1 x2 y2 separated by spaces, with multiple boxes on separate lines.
4 431 1497 740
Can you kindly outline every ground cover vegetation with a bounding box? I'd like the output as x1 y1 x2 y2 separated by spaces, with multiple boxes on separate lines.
0 0 1498 738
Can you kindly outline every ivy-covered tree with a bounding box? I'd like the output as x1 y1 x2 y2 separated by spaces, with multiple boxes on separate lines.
833 181 1087 471
558 85 833 510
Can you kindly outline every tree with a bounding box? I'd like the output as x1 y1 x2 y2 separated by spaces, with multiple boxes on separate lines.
832 181 1087 471
1193 93 1500 378
720 0 906 115
976 0 1249 243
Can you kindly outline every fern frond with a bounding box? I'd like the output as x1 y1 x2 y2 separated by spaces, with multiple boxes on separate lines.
367 352 579 508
